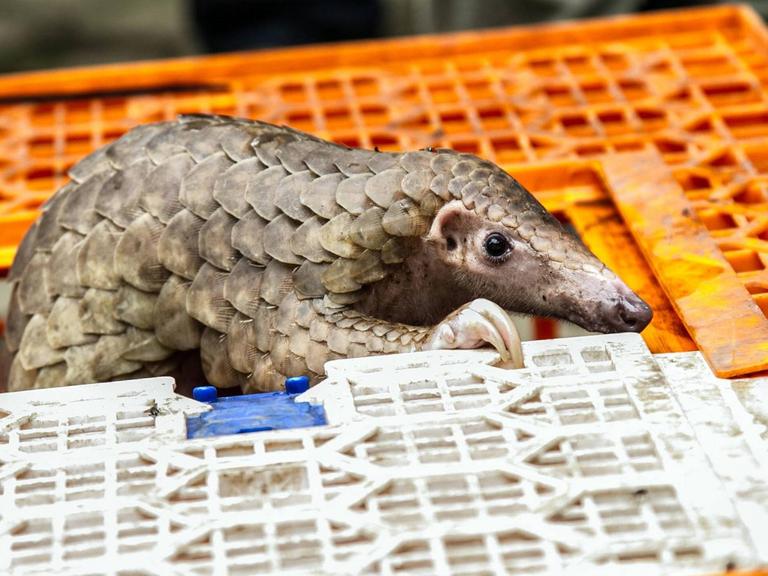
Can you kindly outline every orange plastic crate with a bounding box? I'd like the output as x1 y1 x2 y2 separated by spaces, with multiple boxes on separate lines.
0 4 767 375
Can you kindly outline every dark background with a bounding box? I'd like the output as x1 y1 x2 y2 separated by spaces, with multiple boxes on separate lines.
0 0 759 74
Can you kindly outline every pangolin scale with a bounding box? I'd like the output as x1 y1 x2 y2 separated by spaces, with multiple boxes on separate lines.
3 115 652 393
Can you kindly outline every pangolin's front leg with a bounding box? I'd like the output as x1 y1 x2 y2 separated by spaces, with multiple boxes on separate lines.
205 293 521 393
423 299 523 368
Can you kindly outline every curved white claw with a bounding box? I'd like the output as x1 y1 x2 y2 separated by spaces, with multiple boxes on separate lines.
424 298 524 368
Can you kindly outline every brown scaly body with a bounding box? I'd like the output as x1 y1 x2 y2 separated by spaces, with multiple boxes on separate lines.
3 115 651 393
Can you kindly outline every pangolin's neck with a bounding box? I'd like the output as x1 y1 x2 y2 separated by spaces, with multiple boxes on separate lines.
355 240 472 326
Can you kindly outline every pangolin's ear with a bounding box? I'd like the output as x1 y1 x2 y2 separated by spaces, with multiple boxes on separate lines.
427 200 468 244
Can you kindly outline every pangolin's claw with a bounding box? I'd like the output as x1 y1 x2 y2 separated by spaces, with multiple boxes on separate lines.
424 298 524 368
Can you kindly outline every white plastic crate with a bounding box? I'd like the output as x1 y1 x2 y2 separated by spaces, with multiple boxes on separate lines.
1 334 767 575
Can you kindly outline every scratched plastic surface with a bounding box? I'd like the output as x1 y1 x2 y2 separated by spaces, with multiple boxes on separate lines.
1 5 768 371
3 338 768 575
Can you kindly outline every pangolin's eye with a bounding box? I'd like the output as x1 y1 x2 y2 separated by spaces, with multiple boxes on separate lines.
483 233 511 261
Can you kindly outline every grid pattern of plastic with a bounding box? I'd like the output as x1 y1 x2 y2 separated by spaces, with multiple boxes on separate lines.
2 334 768 575
600 152 768 377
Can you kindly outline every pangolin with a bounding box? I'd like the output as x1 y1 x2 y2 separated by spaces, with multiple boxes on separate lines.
2 115 652 394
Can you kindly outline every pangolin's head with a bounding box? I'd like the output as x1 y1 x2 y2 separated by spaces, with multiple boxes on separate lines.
425 153 652 334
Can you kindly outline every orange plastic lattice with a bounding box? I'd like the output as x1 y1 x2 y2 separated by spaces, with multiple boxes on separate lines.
0 5 767 372
601 152 768 376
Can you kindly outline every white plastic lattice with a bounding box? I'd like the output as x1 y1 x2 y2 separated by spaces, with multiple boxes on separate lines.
1 334 767 575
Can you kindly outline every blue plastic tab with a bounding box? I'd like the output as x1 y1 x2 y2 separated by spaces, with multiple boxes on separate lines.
285 375 311 394
192 385 218 403
186 391 327 439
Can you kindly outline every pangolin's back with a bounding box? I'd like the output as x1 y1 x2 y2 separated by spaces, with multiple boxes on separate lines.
5 114 489 392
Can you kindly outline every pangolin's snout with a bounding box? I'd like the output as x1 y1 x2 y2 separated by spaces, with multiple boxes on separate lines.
592 283 653 333
614 292 653 332
552 274 653 334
